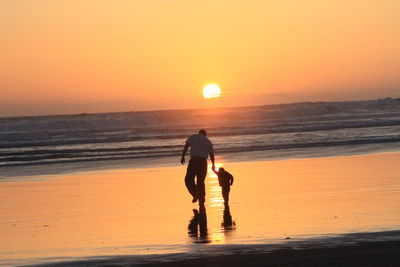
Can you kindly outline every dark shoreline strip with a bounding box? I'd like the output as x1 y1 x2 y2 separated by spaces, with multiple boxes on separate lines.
146 241 400 267
36 240 400 267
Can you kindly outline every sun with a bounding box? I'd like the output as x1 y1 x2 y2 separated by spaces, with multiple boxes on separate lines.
203 84 221 99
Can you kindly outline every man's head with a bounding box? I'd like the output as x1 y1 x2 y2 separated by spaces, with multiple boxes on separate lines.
199 129 207 136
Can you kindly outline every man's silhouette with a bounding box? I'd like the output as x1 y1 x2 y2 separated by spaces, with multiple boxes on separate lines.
181 129 215 205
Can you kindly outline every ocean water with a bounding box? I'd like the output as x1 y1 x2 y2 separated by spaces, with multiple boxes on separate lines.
0 98 399 173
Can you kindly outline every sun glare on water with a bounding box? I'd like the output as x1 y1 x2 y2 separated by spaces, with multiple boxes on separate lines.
203 84 221 99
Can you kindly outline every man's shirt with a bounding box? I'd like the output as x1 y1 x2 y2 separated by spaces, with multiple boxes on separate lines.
186 134 214 159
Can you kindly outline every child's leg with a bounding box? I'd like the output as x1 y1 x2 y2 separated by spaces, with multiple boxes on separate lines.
222 186 230 204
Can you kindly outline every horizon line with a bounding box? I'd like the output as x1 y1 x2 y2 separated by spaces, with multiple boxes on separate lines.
1 96 399 119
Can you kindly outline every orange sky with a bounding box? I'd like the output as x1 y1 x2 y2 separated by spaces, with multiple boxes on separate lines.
1 0 399 116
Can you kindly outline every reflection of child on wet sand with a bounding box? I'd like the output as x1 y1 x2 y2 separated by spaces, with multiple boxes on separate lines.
212 166 234 205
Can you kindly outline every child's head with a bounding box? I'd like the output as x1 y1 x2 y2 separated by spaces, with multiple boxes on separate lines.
218 167 225 173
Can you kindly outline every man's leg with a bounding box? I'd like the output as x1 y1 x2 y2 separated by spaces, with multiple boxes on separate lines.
196 160 207 205
185 159 198 201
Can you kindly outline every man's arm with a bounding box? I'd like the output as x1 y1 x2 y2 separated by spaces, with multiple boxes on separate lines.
212 165 218 175
230 175 234 186
209 151 215 168
181 143 189 165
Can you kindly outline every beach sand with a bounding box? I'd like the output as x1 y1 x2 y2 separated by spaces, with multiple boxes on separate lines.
1 152 400 266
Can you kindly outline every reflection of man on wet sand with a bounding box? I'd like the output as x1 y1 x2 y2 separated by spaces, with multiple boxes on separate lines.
181 129 215 206
187 206 209 243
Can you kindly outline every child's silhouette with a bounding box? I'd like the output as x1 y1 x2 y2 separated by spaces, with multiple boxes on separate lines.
212 166 234 205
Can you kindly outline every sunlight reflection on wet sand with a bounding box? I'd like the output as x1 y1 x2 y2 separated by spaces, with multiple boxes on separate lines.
207 163 224 208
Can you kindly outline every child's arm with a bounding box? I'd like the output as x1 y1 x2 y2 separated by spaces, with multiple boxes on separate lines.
212 166 218 175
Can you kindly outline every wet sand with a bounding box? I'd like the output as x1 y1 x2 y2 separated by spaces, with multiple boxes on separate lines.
1 152 400 266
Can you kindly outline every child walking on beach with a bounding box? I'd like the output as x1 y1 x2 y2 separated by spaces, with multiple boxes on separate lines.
212 167 234 205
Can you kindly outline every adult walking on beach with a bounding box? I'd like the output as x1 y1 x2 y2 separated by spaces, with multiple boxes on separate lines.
181 129 215 205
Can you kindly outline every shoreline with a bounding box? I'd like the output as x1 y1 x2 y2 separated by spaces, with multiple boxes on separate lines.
1 143 399 180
